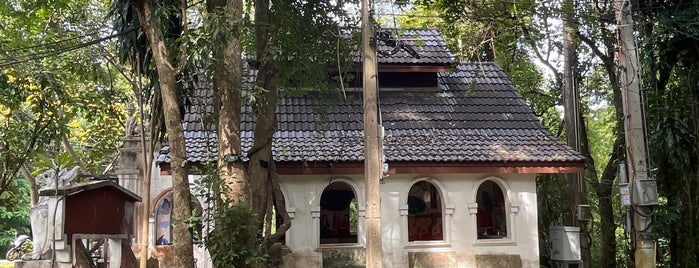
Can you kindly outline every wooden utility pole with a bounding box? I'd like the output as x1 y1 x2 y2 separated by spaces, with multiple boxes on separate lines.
615 0 656 267
362 0 383 266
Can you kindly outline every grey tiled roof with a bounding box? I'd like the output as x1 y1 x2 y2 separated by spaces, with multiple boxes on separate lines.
157 62 585 165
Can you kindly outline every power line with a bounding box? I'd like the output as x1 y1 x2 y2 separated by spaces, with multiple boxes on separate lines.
3 29 107 54
0 27 140 69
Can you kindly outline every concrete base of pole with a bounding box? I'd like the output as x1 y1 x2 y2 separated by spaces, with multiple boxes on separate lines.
634 241 656 268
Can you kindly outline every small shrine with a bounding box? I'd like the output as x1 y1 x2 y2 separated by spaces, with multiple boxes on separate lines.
15 177 141 268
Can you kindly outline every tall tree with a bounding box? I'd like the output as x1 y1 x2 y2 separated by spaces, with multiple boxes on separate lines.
0 0 132 257
206 0 247 205
560 0 593 265
635 1 699 266
571 1 626 266
113 0 195 266
244 0 355 262
0 0 129 199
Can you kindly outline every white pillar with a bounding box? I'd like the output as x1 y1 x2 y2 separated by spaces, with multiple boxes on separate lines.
108 238 122 268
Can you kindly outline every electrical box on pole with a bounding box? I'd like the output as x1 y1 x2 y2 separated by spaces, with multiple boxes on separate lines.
550 226 582 268
632 180 659 207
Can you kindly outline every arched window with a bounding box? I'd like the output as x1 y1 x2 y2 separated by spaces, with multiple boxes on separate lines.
476 180 507 239
407 181 443 241
155 192 173 245
155 192 203 245
319 182 358 244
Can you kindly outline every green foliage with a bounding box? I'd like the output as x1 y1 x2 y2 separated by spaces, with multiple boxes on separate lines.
646 79 699 267
193 162 266 267
1 0 130 196
404 0 535 61
205 202 266 267
0 68 66 194
653 196 678 265
0 3 130 260
0 177 31 255
637 2 699 266
536 173 570 258
585 104 615 177
398 1 551 121
31 152 75 176
251 0 358 99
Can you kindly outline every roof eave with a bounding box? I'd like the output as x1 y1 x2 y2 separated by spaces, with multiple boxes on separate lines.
158 160 584 176
274 160 585 175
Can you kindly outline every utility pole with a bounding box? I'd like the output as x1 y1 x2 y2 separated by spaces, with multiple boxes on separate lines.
362 0 383 266
562 0 590 266
562 0 580 227
615 0 657 267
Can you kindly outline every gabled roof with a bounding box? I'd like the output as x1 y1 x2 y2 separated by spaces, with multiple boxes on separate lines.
156 61 585 171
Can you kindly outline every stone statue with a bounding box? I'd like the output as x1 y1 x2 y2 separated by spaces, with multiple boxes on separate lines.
124 104 140 137
23 166 80 260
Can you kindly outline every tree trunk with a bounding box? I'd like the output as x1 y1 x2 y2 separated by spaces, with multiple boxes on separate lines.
578 81 621 268
247 57 276 229
247 0 294 264
20 165 38 206
247 60 276 267
596 61 625 267
207 0 247 206
562 1 592 265
577 17 621 266
267 161 291 244
591 134 622 267
130 1 195 267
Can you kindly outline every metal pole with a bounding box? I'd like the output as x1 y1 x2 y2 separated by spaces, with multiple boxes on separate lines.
362 0 382 266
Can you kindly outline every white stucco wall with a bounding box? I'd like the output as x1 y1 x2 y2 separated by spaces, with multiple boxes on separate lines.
278 173 540 268
125 166 541 268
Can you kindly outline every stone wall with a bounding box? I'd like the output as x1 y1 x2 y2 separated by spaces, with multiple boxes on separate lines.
475 254 522 268
408 252 457 268
319 247 365 267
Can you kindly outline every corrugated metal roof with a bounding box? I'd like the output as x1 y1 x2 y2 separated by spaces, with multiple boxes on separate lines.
156 60 585 165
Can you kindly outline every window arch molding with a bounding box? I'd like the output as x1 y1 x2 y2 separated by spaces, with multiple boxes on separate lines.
399 177 452 211
276 183 296 219
468 176 519 245
151 186 209 212
311 177 365 247
469 176 516 205
312 177 364 208
399 176 454 247
151 187 174 212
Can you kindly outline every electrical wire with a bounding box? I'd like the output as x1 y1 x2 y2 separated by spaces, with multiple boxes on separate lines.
2 29 107 54
0 27 140 69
